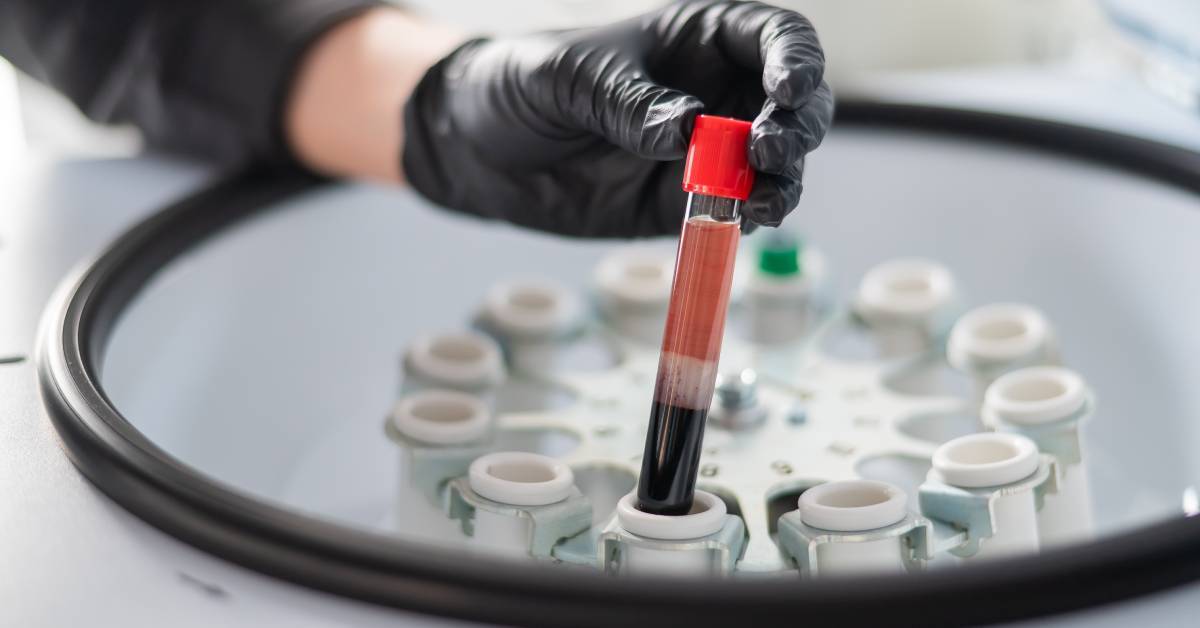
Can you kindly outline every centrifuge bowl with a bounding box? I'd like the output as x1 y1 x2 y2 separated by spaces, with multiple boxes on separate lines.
37 103 1200 626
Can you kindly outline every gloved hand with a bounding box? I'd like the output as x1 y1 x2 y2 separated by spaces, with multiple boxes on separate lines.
403 0 834 237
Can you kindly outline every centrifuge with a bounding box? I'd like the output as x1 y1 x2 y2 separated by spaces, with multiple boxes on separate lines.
5 97 1200 627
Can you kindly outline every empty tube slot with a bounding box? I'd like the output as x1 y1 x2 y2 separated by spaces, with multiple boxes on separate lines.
593 248 675 345
929 433 1042 560
479 279 585 342
947 303 1059 404
467 452 576 555
854 258 957 358
402 331 505 396
392 390 492 447
389 390 493 544
477 279 590 373
797 480 911 575
983 366 1092 544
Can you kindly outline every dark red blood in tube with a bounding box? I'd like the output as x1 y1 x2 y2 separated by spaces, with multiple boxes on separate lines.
637 215 739 515
636 115 750 518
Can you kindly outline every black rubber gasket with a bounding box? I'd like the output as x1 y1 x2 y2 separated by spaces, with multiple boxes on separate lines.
37 102 1200 627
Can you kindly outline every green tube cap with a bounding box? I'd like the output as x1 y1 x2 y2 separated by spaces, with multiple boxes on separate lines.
758 234 803 277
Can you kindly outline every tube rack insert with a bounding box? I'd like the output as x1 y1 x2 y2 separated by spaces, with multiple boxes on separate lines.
384 246 1094 575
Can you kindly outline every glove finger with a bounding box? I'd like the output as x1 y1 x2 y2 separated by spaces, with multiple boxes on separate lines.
759 10 826 109
587 77 704 161
742 158 804 228
749 81 834 174
711 2 825 110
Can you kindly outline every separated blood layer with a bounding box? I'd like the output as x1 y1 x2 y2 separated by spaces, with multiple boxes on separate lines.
653 216 740 409
637 215 740 516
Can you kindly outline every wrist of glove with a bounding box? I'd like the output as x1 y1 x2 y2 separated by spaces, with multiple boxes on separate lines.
402 0 834 238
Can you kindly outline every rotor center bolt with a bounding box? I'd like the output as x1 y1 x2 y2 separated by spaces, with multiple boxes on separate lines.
709 368 768 431
715 368 758 410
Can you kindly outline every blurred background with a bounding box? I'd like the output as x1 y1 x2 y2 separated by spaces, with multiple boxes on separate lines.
2 0 1198 167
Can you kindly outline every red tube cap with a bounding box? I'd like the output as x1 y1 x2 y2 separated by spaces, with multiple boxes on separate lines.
681 115 755 201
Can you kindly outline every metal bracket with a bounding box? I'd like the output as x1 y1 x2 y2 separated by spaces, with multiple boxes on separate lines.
383 420 489 507
446 478 592 560
990 397 1092 467
918 455 1058 557
597 514 747 576
775 512 934 577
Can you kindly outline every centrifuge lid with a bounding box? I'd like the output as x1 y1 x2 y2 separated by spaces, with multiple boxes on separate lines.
37 101 1200 627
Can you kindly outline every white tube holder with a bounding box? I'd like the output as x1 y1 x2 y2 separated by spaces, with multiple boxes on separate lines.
919 433 1057 560
385 390 494 543
776 480 932 577
401 330 506 398
744 247 827 345
448 452 591 558
853 258 958 359
593 248 674 346
947 303 1060 405
983 366 1093 545
475 279 587 373
598 491 746 576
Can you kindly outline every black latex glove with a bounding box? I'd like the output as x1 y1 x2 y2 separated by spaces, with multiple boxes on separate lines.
403 0 834 237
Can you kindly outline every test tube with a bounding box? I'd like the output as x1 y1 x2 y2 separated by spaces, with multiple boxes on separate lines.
744 231 825 344
637 115 754 516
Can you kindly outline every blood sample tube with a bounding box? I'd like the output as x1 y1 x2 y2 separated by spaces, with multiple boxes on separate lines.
637 115 755 516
